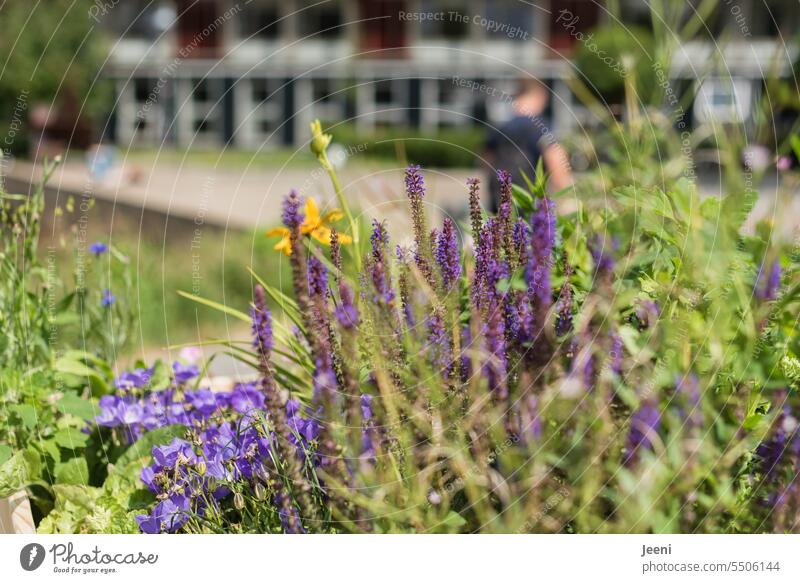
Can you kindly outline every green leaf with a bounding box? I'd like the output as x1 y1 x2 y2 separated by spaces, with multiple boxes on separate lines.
0 444 12 466
176 290 250 322
114 424 188 468
441 511 467 528
54 427 90 449
56 392 97 421
511 184 534 213
55 457 89 485
0 452 28 497
10 403 38 429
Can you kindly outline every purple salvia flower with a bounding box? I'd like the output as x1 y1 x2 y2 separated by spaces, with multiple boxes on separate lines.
251 285 273 361
405 164 426 245
504 290 532 346
467 177 482 245
634 299 660 330
473 219 508 311
555 259 573 336
427 310 451 372
282 189 304 229
334 282 360 329
396 246 415 327
496 169 513 255
624 401 661 465
435 217 461 290
405 165 435 284
756 260 781 301
483 308 508 400
330 228 342 276
526 197 556 337
676 373 702 431
589 235 616 277
609 332 623 375
512 219 530 267
370 219 388 264
521 395 542 442
307 254 328 299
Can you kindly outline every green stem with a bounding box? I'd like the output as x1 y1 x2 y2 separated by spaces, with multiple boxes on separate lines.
320 152 361 270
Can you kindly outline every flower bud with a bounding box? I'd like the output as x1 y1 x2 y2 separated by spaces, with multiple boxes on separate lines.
254 482 267 501
309 119 331 160
234 492 245 510
196 460 207 476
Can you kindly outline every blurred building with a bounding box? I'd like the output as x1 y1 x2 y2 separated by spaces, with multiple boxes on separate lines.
101 0 798 148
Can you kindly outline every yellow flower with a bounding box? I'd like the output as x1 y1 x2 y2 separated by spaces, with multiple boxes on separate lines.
266 198 352 256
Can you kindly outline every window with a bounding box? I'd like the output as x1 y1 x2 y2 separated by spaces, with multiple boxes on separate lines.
485 0 532 41
420 1 469 40
240 3 281 40
298 3 343 38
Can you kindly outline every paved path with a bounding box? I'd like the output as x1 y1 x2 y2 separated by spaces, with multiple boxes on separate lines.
6 158 797 241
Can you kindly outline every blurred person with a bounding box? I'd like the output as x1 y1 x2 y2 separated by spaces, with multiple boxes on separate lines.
485 78 573 210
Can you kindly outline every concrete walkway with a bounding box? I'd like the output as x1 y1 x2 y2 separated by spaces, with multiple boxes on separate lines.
6 158 797 241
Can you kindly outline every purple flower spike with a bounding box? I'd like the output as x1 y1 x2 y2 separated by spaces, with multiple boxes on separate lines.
526 197 556 331
307 255 328 298
427 311 451 371
756 260 781 301
483 308 508 400
589 235 616 276
251 285 273 360
282 190 304 229
624 401 661 465
370 219 389 264
334 282 359 329
435 217 461 289
405 164 425 198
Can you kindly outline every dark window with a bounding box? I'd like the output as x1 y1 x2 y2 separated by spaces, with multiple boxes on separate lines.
374 80 395 104
252 79 272 103
313 79 337 103
298 3 343 38
134 78 153 102
420 2 469 39
192 79 210 102
240 5 281 39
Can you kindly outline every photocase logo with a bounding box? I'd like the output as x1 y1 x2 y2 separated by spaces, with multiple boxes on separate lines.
20 543 46 571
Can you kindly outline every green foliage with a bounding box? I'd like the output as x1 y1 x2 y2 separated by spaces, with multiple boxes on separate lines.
0 0 109 154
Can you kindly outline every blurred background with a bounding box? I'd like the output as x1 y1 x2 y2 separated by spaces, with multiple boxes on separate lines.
1 0 798 365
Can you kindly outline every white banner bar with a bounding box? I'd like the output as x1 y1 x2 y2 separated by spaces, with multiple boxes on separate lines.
2 534 798 582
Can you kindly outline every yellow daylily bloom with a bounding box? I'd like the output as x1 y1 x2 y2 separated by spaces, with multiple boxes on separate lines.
265 227 292 256
266 197 352 256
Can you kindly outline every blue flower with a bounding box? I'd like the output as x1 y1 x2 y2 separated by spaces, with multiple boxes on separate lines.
101 289 116 307
89 241 108 256
230 383 266 413
172 361 199 385
114 367 153 391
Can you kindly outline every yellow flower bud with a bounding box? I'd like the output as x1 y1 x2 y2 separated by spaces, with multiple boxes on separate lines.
309 119 332 160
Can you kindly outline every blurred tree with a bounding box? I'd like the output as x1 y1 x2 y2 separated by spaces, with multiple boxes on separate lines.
0 0 108 156
573 24 656 106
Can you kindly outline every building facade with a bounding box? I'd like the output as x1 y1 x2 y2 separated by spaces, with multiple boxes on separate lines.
100 0 798 149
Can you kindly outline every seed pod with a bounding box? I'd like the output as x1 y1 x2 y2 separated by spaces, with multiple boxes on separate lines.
234 492 245 510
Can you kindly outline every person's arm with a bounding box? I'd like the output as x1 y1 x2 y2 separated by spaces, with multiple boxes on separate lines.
542 142 573 192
